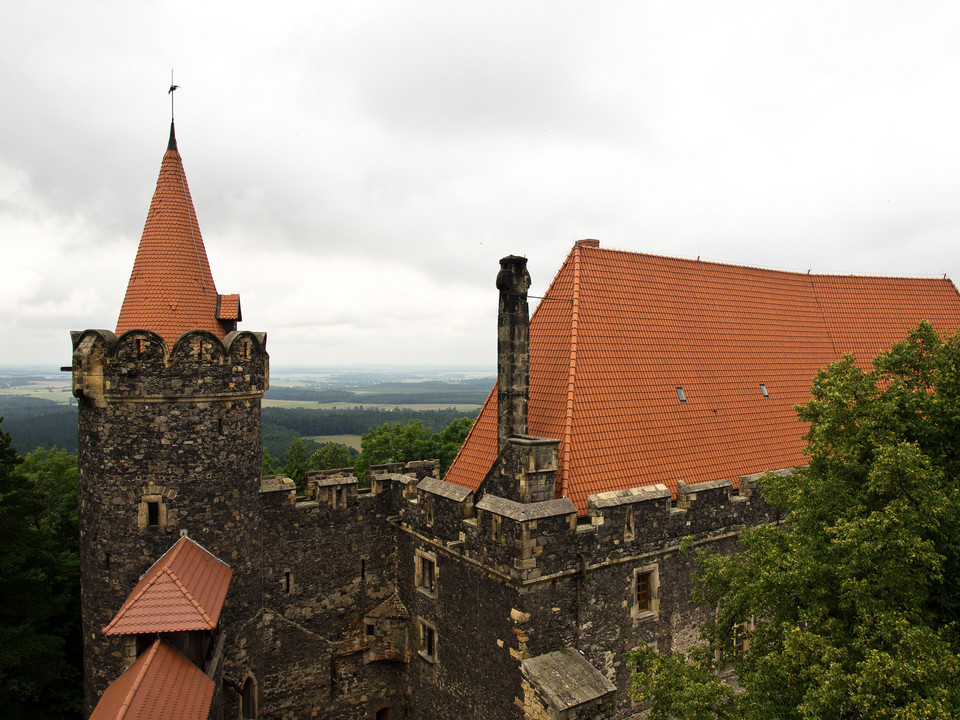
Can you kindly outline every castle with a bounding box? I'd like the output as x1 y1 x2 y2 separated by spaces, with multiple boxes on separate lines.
72 124 960 719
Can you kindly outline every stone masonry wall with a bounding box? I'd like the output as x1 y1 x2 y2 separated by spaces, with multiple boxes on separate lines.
73 328 267 716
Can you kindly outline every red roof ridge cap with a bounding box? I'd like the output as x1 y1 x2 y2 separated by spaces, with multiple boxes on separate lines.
102 566 167 635
116 638 161 720
165 567 216 629
102 537 191 635
558 242 583 499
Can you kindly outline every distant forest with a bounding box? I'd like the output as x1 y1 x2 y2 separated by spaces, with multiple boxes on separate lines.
0 396 78 452
0 380 488 458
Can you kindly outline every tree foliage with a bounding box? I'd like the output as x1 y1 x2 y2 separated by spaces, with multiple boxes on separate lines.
629 322 960 720
266 417 474 490
0 425 82 719
352 417 474 483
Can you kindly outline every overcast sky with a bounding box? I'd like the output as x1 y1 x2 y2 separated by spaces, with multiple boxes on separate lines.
4 1 960 368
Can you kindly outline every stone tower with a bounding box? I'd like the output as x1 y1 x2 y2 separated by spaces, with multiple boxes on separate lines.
70 123 268 714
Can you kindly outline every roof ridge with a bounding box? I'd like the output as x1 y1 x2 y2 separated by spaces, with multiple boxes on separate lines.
165 567 216 629
115 638 161 720
102 561 169 635
557 242 582 499
102 538 189 635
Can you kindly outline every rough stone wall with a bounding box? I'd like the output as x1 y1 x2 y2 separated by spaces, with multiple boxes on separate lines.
256 479 406 719
72 328 268 716
396 529 526 720
496 256 531 454
390 471 777 719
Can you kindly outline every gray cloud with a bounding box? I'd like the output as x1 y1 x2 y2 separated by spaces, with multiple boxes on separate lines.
3 1 960 366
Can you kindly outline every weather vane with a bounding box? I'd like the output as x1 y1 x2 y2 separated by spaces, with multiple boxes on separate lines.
168 70 180 121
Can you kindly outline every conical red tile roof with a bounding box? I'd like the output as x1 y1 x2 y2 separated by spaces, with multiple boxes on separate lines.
444 241 960 514
116 123 235 346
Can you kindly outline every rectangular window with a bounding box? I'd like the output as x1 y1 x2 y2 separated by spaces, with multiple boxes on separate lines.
760 384 769 399
365 623 376 638
632 564 660 621
425 496 434 526
636 572 651 612
418 619 437 662
415 551 437 597
147 501 160 527
624 505 635 541
676 387 687 403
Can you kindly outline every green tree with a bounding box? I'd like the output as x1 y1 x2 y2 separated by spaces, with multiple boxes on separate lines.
310 442 355 472
354 420 432 483
629 322 960 720
282 437 313 490
0 428 82 719
262 448 282 476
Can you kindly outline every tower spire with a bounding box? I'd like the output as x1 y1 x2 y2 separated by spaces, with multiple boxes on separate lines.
115 124 239 345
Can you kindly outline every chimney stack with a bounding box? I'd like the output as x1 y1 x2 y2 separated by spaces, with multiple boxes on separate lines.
496 256 531 454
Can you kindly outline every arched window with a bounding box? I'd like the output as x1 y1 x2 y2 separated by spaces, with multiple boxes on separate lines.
240 675 257 719
374 705 393 720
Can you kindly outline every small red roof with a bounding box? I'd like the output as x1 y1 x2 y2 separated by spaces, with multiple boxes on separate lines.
89 638 214 720
445 241 960 514
116 123 238 346
103 536 232 636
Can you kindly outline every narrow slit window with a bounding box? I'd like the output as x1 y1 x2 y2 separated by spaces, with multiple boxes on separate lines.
760 384 769 399
676 387 687 404
284 572 291 593
147 501 160 527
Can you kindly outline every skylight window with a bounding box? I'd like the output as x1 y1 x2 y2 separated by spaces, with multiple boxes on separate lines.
760 384 769 399
676 387 687 404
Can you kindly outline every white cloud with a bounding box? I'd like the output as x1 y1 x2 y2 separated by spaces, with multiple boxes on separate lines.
3 0 960 366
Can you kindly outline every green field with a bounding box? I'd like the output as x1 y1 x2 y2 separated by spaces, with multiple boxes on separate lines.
303 434 363 451
0 383 74 404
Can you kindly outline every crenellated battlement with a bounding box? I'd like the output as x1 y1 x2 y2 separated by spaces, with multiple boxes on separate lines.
385 468 787 584
70 328 268 406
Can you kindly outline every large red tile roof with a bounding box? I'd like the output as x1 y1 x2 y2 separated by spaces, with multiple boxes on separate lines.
89 638 214 720
115 123 237 346
103 536 232 636
444 241 960 514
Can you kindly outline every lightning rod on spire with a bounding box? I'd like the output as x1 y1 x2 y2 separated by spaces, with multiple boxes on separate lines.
168 70 180 122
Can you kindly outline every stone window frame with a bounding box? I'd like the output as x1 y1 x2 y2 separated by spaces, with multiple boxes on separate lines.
415 549 438 598
239 672 258 720
631 563 660 622
624 505 635 542
425 495 434 526
137 494 168 531
717 617 755 666
417 617 438 663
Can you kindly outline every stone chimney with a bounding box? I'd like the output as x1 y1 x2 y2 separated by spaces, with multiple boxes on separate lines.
497 255 531 454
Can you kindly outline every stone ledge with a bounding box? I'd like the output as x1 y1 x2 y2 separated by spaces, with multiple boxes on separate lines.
476 494 576 521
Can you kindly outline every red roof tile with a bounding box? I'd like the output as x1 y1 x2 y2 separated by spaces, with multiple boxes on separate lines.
89 638 214 720
116 124 238 346
444 242 960 514
103 536 232 636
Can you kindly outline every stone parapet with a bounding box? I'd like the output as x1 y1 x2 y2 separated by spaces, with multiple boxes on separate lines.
70 328 268 407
